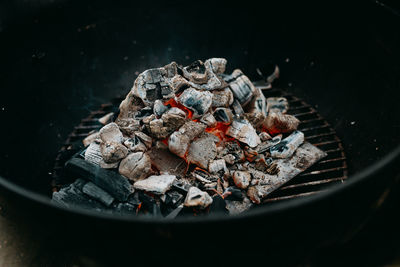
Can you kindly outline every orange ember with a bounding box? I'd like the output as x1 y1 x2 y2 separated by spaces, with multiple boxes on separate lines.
261 126 280 136
161 138 169 146
164 98 194 119
205 122 234 143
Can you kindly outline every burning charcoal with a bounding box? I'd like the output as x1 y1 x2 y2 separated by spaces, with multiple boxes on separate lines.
172 180 192 194
82 182 115 207
200 113 217 128
213 107 234 123
118 93 145 120
247 186 261 204
231 99 244 116
225 197 253 215
134 132 152 149
153 99 169 117
148 143 187 176
192 169 213 184
113 202 139 215
187 133 218 169
211 88 234 108
85 142 119 169
208 58 227 74
164 191 184 207
98 112 114 125
270 130 304 159
263 112 299 135
223 154 236 165
118 152 152 182
208 159 227 174
131 62 178 106
100 142 128 163
226 69 256 106
185 58 227 91
246 87 268 117
256 134 282 154
64 158 134 201
226 119 261 148
232 171 251 189
168 120 207 157
123 136 147 153
225 141 245 163
224 187 244 201
161 107 187 130
177 88 213 118
208 195 228 215
116 118 141 137
184 187 213 209
133 174 176 195
266 97 289 114
182 60 208 84
259 132 272 141
83 132 100 147
165 204 184 219
100 123 123 143
244 146 258 162
148 118 169 139
52 183 107 211
169 75 190 93
251 142 327 201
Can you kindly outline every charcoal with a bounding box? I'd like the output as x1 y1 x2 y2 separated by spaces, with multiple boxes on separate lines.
200 113 217 128
82 181 115 207
161 107 187 132
211 88 234 108
99 123 124 143
270 130 304 158
259 132 272 141
208 159 227 174
182 60 208 84
266 97 289 114
168 121 206 158
256 134 282 154
247 186 261 204
250 142 327 201
184 187 213 209
232 171 251 189
187 133 218 169
246 87 268 117
185 58 227 91
65 158 134 201
116 118 141 137
133 174 176 195
225 197 253 215
85 142 119 169
231 99 244 116
83 132 100 147
226 119 261 148
262 112 299 134
225 141 245 163
213 107 234 123
147 118 170 139
163 191 184 207
138 192 162 216
118 92 145 120
172 180 192 194
208 195 228 215
100 141 128 163
177 88 213 118
148 143 187 176
123 136 147 153
52 182 106 211
134 131 152 149
98 112 114 125
113 202 138 215
153 99 169 117
208 58 227 74
165 205 184 219
118 152 152 182
224 187 244 201
227 69 256 105
223 154 236 165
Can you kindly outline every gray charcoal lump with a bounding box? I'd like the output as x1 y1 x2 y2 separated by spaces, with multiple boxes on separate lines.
54 57 328 218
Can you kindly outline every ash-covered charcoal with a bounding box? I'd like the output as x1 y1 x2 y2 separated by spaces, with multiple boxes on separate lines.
212 87 234 108
184 58 227 91
224 186 244 201
187 133 218 169
231 99 245 116
115 118 141 137
168 120 206 158
249 142 327 202
256 134 282 154
134 132 152 149
118 152 152 182
224 141 245 163
213 107 234 123
148 142 187 176
82 182 115 207
172 179 192 194
161 107 187 132
225 69 256 106
226 119 261 148
153 99 169 117
165 204 184 219
184 187 213 209
117 93 145 120
162 191 184 207
266 97 289 114
259 132 272 141
270 130 304 159
123 136 147 153
200 113 217 128
225 197 253 215
84 142 119 169
208 159 227 174
263 112 300 135
65 158 134 201
83 131 100 147
98 112 114 125
177 88 213 118
182 60 208 84
133 174 176 195
99 123 128 163
232 171 251 189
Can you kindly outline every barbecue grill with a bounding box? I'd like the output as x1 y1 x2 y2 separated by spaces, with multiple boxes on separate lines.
0 0 399 265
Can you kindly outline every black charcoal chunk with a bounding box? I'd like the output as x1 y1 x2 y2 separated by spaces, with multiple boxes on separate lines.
172 180 191 194
208 195 228 215
113 202 138 215
165 205 184 219
65 158 134 202
82 182 115 207
224 187 244 201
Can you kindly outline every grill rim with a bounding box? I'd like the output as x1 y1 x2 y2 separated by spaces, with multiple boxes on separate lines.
1 81 400 224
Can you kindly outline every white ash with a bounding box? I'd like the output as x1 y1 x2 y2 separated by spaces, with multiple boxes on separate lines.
123 137 147 152
148 143 187 177
118 152 152 182
184 187 213 209
153 99 169 117
187 133 218 169
200 113 217 128
213 107 234 123
82 131 100 147
232 171 251 189
168 121 206 157
270 130 304 159
226 119 261 148
134 132 152 148
133 174 176 195
223 154 236 165
262 112 299 134
266 97 289 114
177 88 213 118
212 87 234 108
116 118 141 137
208 159 227 174
98 112 114 125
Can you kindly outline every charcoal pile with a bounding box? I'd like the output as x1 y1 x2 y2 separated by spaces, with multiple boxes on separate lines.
52 58 327 218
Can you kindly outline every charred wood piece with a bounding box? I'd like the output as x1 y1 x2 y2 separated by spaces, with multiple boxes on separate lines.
270 130 304 159
133 174 176 195
82 181 115 207
226 119 261 148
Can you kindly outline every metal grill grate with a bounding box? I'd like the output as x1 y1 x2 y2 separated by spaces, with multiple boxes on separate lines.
52 82 348 203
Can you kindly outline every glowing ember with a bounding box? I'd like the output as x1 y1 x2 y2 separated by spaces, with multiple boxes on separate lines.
164 98 194 119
